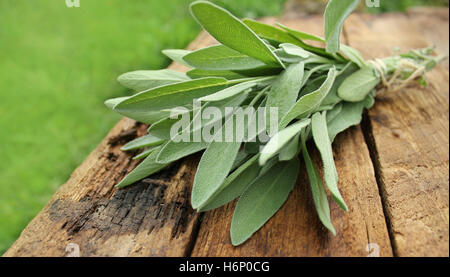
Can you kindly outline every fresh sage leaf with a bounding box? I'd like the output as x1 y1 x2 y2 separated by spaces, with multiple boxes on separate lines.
190 1 284 68
327 99 367 142
311 112 348 211
300 129 336 234
117 70 189 92
116 145 169 188
326 102 343 123
280 66 337 128
340 44 366 68
230 158 300 246
132 146 159 160
162 49 192 67
266 62 305 123
199 77 274 102
259 119 311 166
104 97 129 110
279 133 300 161
187 69 247 80
279 43 310 58
242 19 300 46
338 65 380 102
183 45 269 71
156 140 209 164
114 77 227 124
121 134 165 151
322 62 359 106
191 120 243 209
198 155 260 212
324 0 360 53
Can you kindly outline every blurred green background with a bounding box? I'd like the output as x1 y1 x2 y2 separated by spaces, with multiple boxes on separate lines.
0 0 447 255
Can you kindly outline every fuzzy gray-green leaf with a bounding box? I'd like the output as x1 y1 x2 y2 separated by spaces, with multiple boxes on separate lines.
191 140 242 209
183 45 269 71
190 1 283 68
266 62 304 122
338 65 380 102
230 158 300 246
117 70 189 92
280 67 337 128
114 77 227 124
327 99 367 142
259 119 310 166
198 155 260 212
116 145 168 188
311 112 348 211
121 134 165 151
162 49 192 67
324 0 360 53
300 130 336 234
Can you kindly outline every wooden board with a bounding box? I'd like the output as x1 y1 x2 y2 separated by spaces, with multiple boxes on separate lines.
344 10 449 257
4 8 448 257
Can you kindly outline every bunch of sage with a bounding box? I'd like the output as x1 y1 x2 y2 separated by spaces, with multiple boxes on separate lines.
105 0 443 245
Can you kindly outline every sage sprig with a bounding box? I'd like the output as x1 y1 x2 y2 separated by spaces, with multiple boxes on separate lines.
105 1 443 245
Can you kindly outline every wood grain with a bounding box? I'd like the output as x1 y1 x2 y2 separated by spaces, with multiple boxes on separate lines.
191 16 393 257
344 8 449 256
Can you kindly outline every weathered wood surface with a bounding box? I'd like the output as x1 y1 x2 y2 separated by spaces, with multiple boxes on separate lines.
4 8 448 257
345 10 449 257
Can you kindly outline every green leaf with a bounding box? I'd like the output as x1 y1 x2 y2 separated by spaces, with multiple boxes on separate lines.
327 99 367 142
121 134 165 151
311 112 348 211
280 67 337 128
162 49 192 67
279 133 300 161
326 102 343 123
300 129 336 235
275 23 336 59
279 43 310 58
104 97 129 110
301 64 334 88
230 158 300 246
190 1 283 68
148 116 188 140
259 119 311 166
338 65 380 102
322 62 359 106
324 0 360 53
132 146 159 160
191 137 242 209
199 77 273 102
183 45 269 71
156 140 209 164
198 155 260 212
340 45 366 68
266 62 304 123
117 70 189 92
243 19 300 46
187 69 247 80
116 145 169 188
113 77 227 124
277 23 325 42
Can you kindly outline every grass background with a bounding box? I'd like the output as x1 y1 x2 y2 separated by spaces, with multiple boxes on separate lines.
0 0 447 255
